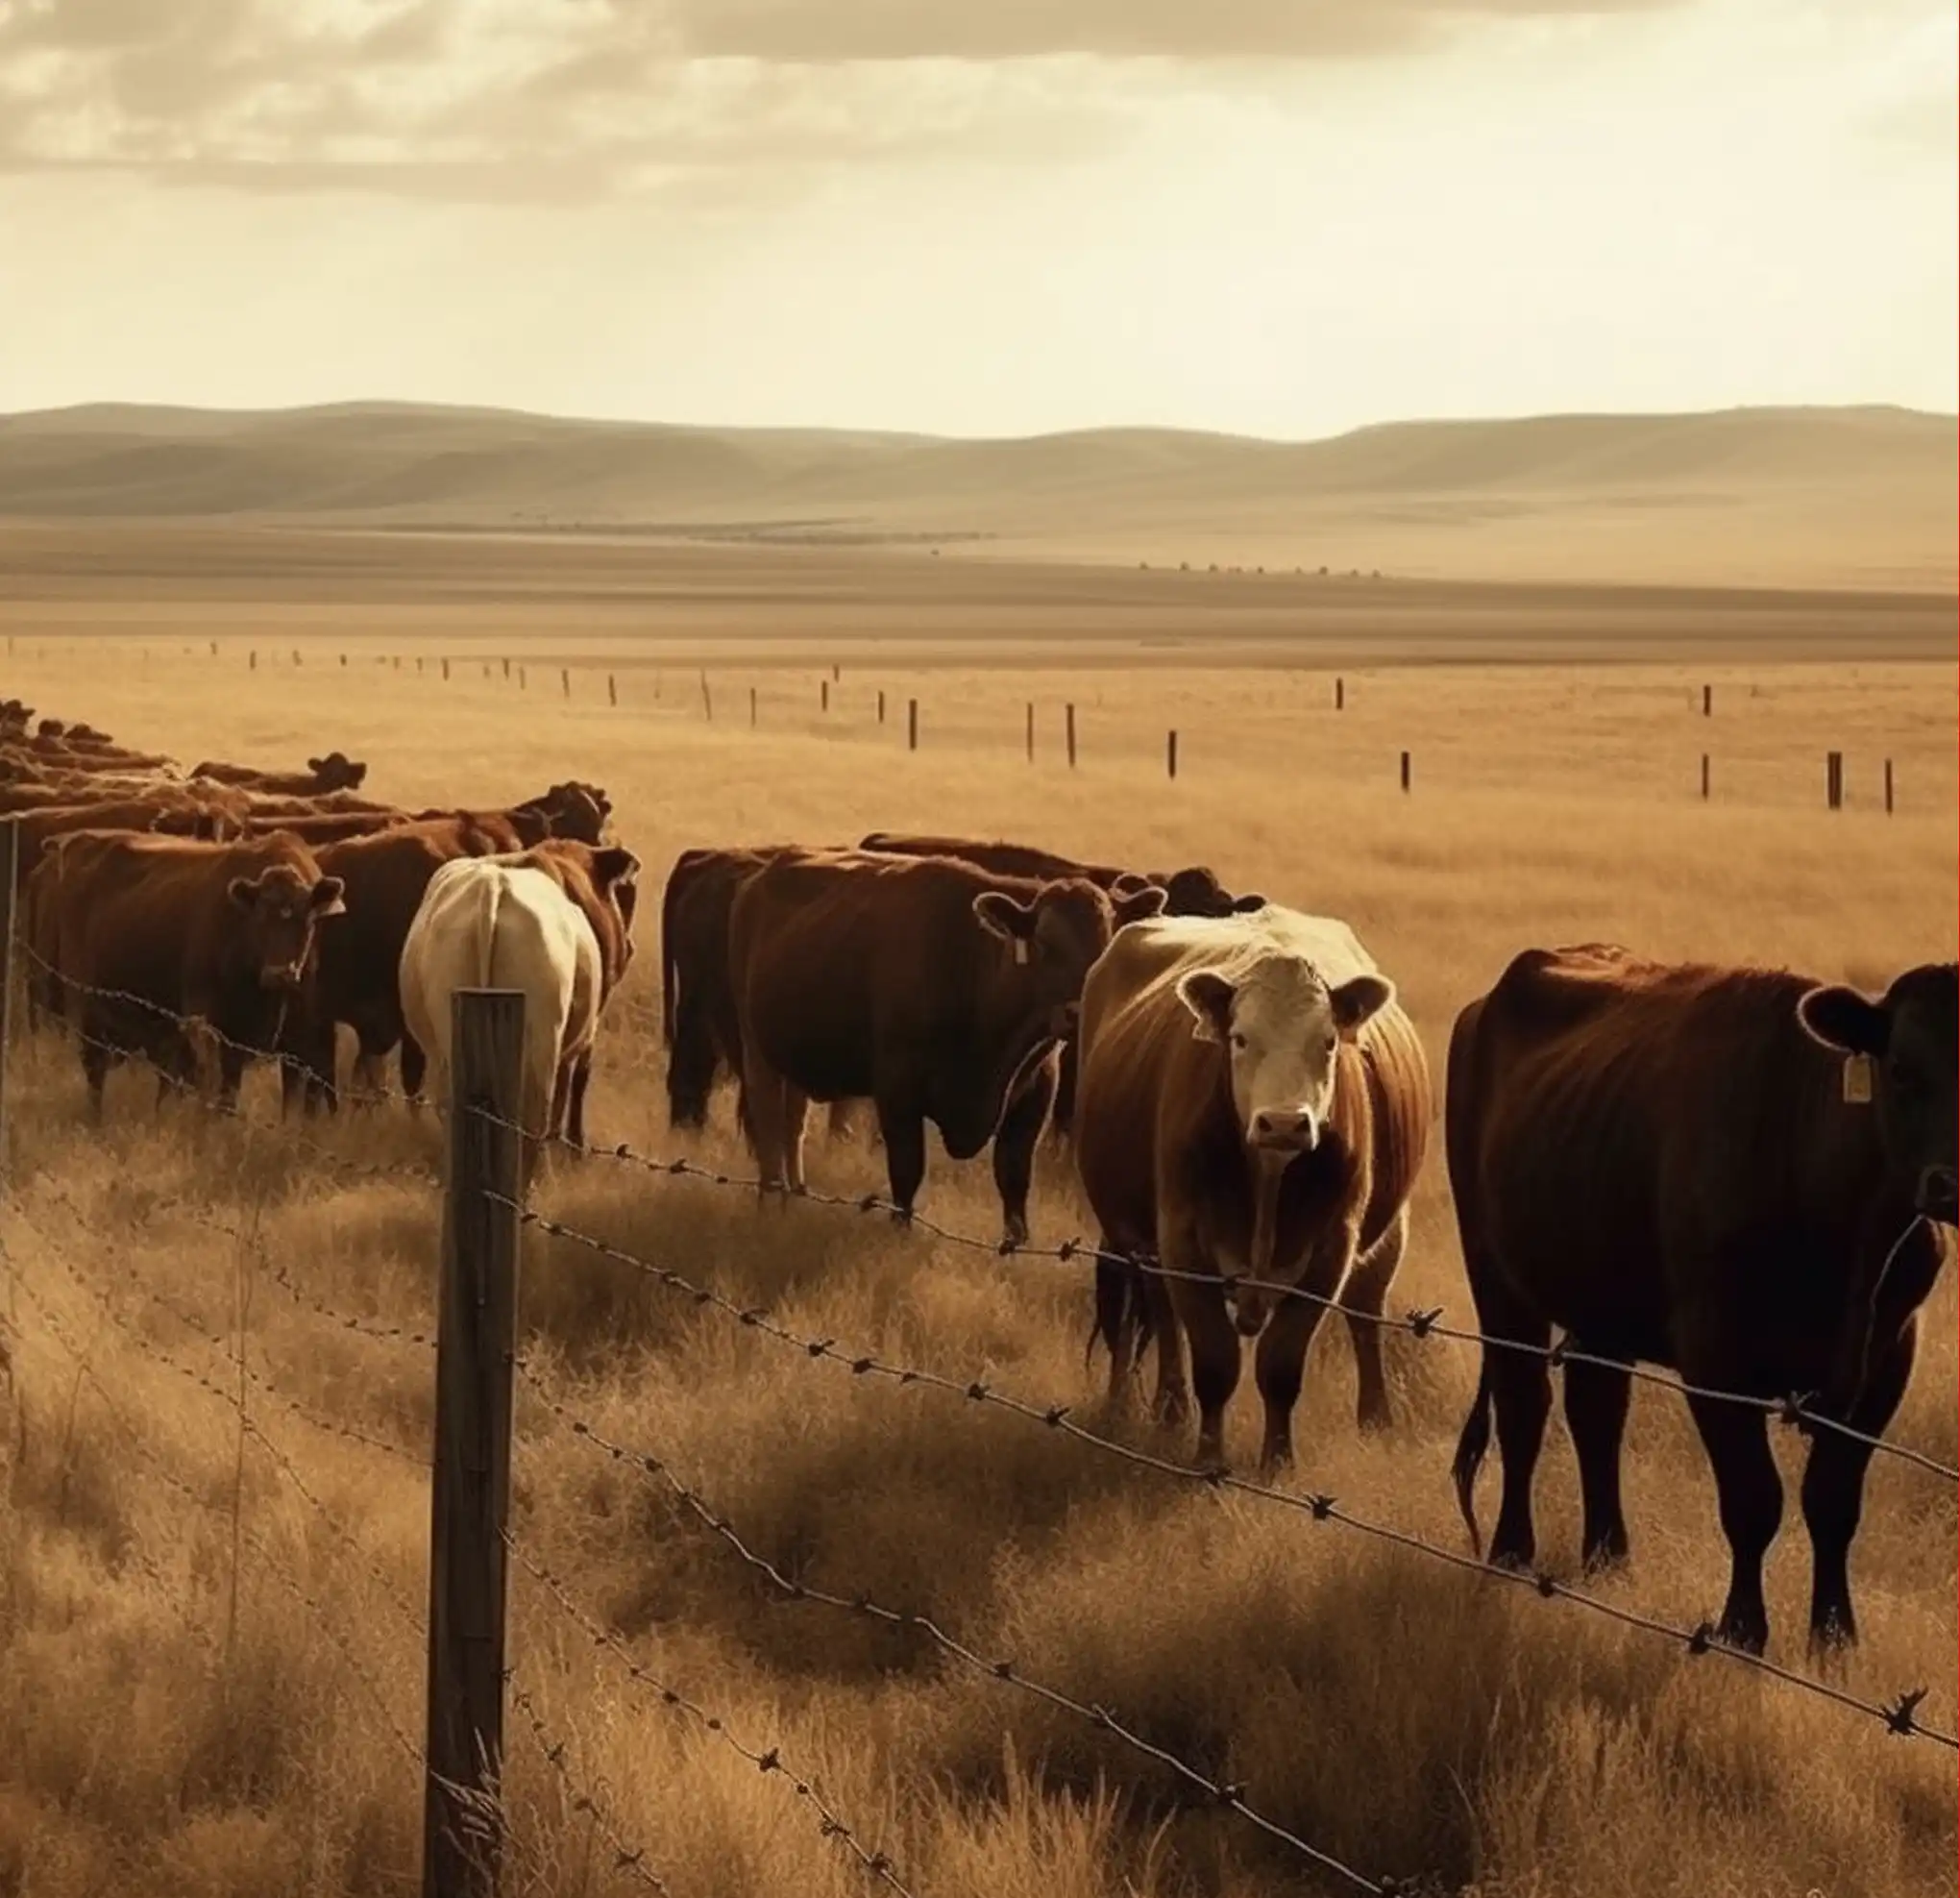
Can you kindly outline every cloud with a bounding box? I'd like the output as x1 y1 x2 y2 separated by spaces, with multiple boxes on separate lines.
0 0 1683 197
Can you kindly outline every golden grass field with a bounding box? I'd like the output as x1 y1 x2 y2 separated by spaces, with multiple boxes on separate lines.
0 526 1953 1898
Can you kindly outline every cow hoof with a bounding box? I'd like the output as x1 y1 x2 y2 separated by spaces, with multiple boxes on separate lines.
1000 1216 1029 1251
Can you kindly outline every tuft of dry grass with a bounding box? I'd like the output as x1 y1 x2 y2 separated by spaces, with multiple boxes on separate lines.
0 626 1950 1897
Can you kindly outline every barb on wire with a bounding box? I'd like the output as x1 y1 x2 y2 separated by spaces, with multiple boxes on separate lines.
17 1197 429 1634
3 1247 424 1765
506 1670 674 1894
507 1527 917 1895
502 1196 1958 1755
517 1363 1395 1895
510 1114 1958 1489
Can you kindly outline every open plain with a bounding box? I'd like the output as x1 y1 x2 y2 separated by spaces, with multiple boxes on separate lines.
0 523 1954 1898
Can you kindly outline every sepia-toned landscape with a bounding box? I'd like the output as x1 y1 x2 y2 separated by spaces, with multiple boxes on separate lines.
0 508 1952 1897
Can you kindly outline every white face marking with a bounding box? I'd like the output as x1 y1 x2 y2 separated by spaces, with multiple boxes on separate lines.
1222 964 1341 1151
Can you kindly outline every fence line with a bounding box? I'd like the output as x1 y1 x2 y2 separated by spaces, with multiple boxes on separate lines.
516 1360 1401 1894
505 1529 919 1897
502 1195 1957 1753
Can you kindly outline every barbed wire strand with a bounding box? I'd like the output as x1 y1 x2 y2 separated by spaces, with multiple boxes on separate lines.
506 1525 919 1896
502 1196 1956 1754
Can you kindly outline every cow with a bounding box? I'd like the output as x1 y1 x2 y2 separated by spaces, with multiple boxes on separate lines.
407 781 613 851
1073 905 1430 1473
729 848 1167 1245
857 831 1268 1138
1445 946 1957 1656
190 751 369 795
34 828 346 1116
397 841 640 1186
11 799 242 889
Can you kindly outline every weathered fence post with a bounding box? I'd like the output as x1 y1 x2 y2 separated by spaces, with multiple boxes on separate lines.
1335 677 1344 712
1066 703 1077 769
518 666 527 691
1166 730 1179 780
821 679 829 714
1025 703 1034 763
1701 753 1710 801
1884 757 1895 815
341 653 348 667
749 685 757 728
699 672 713 723
297 651 305 668
249 650 257 671
502 658 510 680
907 700 919 752
1399 750 1411 793
1702 683 1712 717
831 664 840 683
442 658 451 682
607 674 617 708
416 656 424 674
1825 751 1844 810
877 690 886 726
560 669 570 700
0 818 15 1182
423 989 524 1898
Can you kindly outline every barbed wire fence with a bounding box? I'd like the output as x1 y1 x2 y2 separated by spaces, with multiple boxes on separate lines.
0 900 1953 1894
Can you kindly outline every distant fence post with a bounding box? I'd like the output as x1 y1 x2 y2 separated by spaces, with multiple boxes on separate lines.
502 658 510 680
831 664 840 683
748 685 757 728
296 651 305 669
1884 757 1895 815
1025 703 1034 763
415 656 423 674
442 658 451 682
0 818 14 1183
1825 751 1844 810
1700 753 1710 801
1066 703 1077 769
249 650 257 671
341 653 348 667
607 674 617 708
1166 730 1179 780
422 989 524 1898
517 666 527 691
698 672 712 722
907 700 919 752
1399 750 1411 793
1335 677 1344 712
821 679 829 714
877 690 886 726
1702 683 1712 717
560 669 570 700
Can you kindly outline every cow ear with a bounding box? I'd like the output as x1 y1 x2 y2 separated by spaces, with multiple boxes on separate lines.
227 875 261 909
1798 984 1889 1058
1110 872 1153 897
1331 972 1395 1040
1231 892 1267 913
594 846 639 890
1176 970 1236 1043
1114 884 1168 924
973 891 1036 943
309 876 348 917
306 757 324 774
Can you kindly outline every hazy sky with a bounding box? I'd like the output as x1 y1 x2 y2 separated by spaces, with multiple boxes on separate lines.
1 0 1953 437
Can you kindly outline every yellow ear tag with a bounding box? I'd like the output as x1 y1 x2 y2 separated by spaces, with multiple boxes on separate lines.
1012 938 1029 966
1842 1053 1874 1105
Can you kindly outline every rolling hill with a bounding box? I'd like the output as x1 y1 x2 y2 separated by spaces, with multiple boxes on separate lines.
0 400 1951 589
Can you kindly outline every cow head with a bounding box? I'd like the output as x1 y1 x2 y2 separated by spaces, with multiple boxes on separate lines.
226 864 348 991
1798 964 1958 1225
534 781 612 844
1177 955 1394 1156
1155 864 1267 918
974 878 1167 1039
306 752 369 792
37 720 63 739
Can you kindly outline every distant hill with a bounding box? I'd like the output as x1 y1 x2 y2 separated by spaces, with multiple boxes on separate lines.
0 400 1951 589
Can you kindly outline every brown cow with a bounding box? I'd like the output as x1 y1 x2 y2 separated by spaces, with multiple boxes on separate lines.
858 831 1266 1135
11 799 242 889
1074 905 1430 1472
1446 945 1957 1655
730 848 1166 1245
190 751 369 795
409 781 612 849
35 828 346 1116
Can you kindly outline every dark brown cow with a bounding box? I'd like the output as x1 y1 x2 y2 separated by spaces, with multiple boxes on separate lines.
408 781 613 850
857 831 1266 1136
35 828 346 1116
1074 906 1430 1471
1446 945 1958 1655
730 848 1166 1244
190 751 369 795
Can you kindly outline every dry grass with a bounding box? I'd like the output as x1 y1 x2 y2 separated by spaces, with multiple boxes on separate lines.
0 572 1953 1897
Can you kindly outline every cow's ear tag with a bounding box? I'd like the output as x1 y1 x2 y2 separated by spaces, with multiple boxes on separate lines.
1012 938 1029 967
1842 1052 1874 1105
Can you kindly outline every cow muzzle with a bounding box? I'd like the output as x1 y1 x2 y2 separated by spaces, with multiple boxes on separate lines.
1915 1165 1959 1226
1249 1107 1318 1153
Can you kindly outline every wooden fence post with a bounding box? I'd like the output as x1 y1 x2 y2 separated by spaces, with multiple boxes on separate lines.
415 656 424 674
877 690 886 726
1703 684 1712 717
341 653 348 667
0 818 15 1183
698 672 713 722
560 669 570 700
907 700 919 752
442 658 451 681
1884 757 1895 815
518 666 527 691
1066 703 1077 769
1166 730 1179 779
1826 751 1844 810
502 658 510 680
422 988 525 1898
607 675 617 708
249 651 257 671
1025 703 1034 763
821 680 829 714
1399 750 1411 793
1335 677 1344 712
296 651 305 668
749 685 757 728
1701 753 1710 801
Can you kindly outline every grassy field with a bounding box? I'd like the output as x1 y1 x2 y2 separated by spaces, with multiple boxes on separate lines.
0 530 1953 1898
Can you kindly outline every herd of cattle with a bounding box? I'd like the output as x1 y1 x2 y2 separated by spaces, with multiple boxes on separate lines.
4 701 1955 1661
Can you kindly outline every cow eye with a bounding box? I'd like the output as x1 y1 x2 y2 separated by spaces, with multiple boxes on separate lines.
1229 1031 1248 1051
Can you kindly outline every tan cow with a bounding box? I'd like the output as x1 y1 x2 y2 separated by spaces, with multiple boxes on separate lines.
1073 904 1431 1471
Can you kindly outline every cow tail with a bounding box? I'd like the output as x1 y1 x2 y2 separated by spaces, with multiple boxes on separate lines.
1451 1358 1493 1559
1085 1249 1146 1375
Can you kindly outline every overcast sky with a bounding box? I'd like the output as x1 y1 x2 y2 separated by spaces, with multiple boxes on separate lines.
0 0 1952 437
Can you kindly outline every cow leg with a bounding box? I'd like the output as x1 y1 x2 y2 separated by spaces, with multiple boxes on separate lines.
399 1031 428 1106
782 1086 810 1194
1093 1249 1140 1412
874 1097 927 1222
1340 1205 1409 1434
991 1052 1057 1249
1141 1266 1188 1426
741 1051 790 1199
1684 1393 1782 1655
1164 1226 1239 1470
565 1050 594 1151
825 1099 855 1143
1563 1353 1633 1571
81 1023 113 1122
1801 1317 1916 1652
1046 1038 1079 1147
1252 1292 1329 1472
